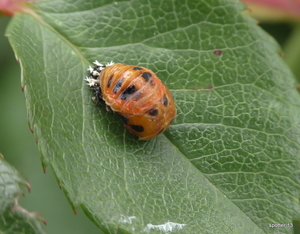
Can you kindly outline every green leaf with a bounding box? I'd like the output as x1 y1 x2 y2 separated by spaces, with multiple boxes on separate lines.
6 0 300 233
0 156 46 234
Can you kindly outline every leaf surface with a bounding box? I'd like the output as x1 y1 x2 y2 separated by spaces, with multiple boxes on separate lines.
6 0 300 233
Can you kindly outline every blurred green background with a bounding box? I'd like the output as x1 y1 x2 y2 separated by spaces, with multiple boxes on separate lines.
0 10 299 234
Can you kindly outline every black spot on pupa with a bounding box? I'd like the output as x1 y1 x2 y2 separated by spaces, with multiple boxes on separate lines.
163 96 168 106
141 72 152 82
113 78 124 93
118 114 129 124
133 67 143 70
149 108 158 116
107 75 113 88
129 124 144 132
120 85 138 100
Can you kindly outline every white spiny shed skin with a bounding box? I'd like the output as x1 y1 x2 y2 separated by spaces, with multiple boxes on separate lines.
85 61 114 87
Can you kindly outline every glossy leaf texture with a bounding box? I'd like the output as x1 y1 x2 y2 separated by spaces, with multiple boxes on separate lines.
6 0 300 233
0 157 46 234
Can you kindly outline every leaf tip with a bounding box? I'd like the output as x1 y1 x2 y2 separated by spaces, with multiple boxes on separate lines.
41 216 47 225
26 182 31 192
42 166 46 173
12 197 47 225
